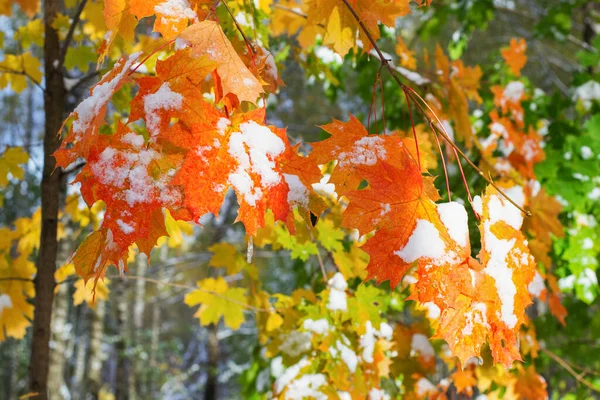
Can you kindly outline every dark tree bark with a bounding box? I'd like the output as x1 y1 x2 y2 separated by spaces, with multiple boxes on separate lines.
29 0 66 397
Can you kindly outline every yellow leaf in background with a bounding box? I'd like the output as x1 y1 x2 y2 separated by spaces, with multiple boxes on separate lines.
73 278 110 307
395 36 416 70
54 263 76 285
316 219 344 253
14 208 42 256
208 242 248 275
0 255 35 341
65 45 97 73
15 19 43 49
51 13 73 41
333 244 368 280
158 209 193 248
0 0 39 16
257 0 273 14
266 312 283 332
0 52 43 92
0 147 28 186
82 0 107 41
324 7 353 57
184 277 246 330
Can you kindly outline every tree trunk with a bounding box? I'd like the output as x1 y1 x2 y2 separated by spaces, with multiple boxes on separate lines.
204 324 219 400
115 278 130 400
130 253 148 398
71 306 89 398
87 300 106 399
29 0 66 397
148 245 168 395
48 283 69 400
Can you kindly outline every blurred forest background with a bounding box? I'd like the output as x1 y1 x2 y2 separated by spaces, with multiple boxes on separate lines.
1 0 600 399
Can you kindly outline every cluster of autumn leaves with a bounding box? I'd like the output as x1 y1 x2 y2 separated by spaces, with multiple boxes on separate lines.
0 0 570 398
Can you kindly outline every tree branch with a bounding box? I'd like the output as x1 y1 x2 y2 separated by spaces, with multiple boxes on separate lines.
57 0 88 71
0 66 45 92
542 347 600 393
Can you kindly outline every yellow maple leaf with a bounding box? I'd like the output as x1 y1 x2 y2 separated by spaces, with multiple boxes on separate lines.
184 277 246 330
324 6 354 57
73 278 110 308
0 255 35 341
0 147 28 186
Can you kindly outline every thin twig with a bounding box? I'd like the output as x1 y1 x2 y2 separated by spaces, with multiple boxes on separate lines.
0 66 45 92
105 274 270 312
221 0 256 54
542 348 600 393
57 0 89 71
0 277 34 283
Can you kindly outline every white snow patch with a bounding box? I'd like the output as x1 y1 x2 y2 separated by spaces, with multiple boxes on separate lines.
394 219 445 263
581 146 594 160
284 174 309 208
273 358 309 394
410 333 434 358
72 53 142 136
338 136 386 168
0 294 13 315
227 121 285 206
415 377 436 396
144 82 184 137
303 318 329 335
155 0 197 19
327 273 348 311
438 202 469 247
285 374 327 400
528 271 545 297
279 331 312 357
116 219 135 234
504 81 525 102
369 388 390 400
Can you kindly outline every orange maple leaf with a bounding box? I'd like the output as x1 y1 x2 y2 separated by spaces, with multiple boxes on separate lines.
179 21 265 104
474 185 536 367
502 38 527 77
55 53 142 168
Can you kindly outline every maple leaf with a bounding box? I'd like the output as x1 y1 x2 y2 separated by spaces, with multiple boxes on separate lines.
0 52 43 92
179 21 264 104
473 185 535 367
451 368 477 395
514 365 548 400
72 228 128 283
0 255 35 341
501 38 527 77
130 0 200 40
184 277 246 329
0 0 38 16
0 147 28 186
54 53 142 168
100 0 137 60
208 242 250 275
395 36 416 70
434 45 482 145
169 107 298 235
73 278 110 308
309 114 417 197
73 123 180 256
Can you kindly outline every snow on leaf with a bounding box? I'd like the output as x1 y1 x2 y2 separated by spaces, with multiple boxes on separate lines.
54 53 142 168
